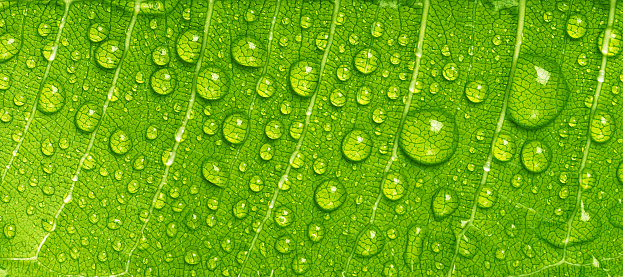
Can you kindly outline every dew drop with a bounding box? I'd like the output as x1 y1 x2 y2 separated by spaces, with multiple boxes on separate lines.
289 61 319 97
95 40 123 69
197 67 229 100
314 179 347 212
400 110 457 165
341 130 372 162
75 102 102 132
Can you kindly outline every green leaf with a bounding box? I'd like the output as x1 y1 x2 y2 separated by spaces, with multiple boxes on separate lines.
0 0 622 276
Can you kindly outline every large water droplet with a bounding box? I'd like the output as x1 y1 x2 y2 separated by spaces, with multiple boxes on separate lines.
400 110 457 165
590 110 615 143
184 250 201 265
0 33 21 62
464 80 487 103
110 130 132 155
256 76 275 98
566 14 587 39
233 200 249 219
152 46 170 66
291 255 310 275
431 188 459 219
314 179 347 212
493 133 515 162
520 140 551 173
0 72 10 90
477 187 496 208
539 202 601 247
231 37 266 67
274 206 294 227
354 48 379 74
197 67 229 100
598 28 622 56
177 30 202 63
275 235 295 254
202 160 228 187
265 120 283 140
38 81 64 113
355 225 384 257
341 130 372 162
222 113 248 144
88 23 108 42
382 172 407 201
95 40 123 69
508 56 569 129
151 68 176 95
442 62 459 81
75 102 102 132
308 222 324 242
289 61 319 97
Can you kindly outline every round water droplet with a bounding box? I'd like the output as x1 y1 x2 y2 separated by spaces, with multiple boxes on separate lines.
291 255 310 275
432 188 459 219
197 67 229 100
520 140 551 173
256 76 275 98
314 179 347 212
354 48 379 74
493 133 515 162
373 107 386 124
330 89 346 107
107 217 122 230
598 28 622 57
231 37 266 67
275 235 295 254
4 224 16 238
400 110 457 165
151 68 176 95
341 130 372 162
95 40 123 69
152 46 170 65
356 86 372 105
38 81 64 113
315 32 328 50
382 172 407 201
274 206 293 227
127 180 140 194
177 30 202 63
355 225 384 257
442 63 459 81
566 14 587 39
0 72 10 89
300 15 313 29
202 160 228 187
75 102 102 132
371 21 384 37
233 200 249 219
38 23 51 37
88 23 108 42
590 110 615 143
222 113 248 144
289 61 319 97
184 250 201 265
260 143 273 160
203 119 218 135
464 80 487 103
265 120 283 140
110 130 132 155
336 65 352 81
308 222 324 242
508 56 569 129
580 168 596 190
146 125 158 139
477 187 496 208
0 33 21 62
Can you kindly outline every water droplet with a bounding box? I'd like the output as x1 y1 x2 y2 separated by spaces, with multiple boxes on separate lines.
521 140 551 173
0 33 21 62
291 254 310 275
184 250 201 265
233 200 249 219
315 32 328 50
38 23 51 37
400 110 457 165
202 160 228 187
373 107 387 124
464 80 487 103
341 130 372 162
442 62 459 81
382 172 407 201
260 143 273 160
127 180 140 194
539 201 601 247
275 235 295 254
274 206 293 227
232 37 266 67
203 119 218 135
152 46 170 66
356 86 373 105
110 130 132 155
289 61 319 97
493 133 515 162
314 179 347 212
106 217 122 230
75 102 102 132
177 30 202 63
598 28 622 56
432 188 459 219
336 65 352 81
222 113 248 144
300 15 313 28
580 168 596 190
38 81 64 113
577 53 588 66
3 224 15 238
566 14 587 39
146 125 158 140
0 72 10 89
355 225 384 257
308 222 324 242
88 23 108 42
95 40 123 69
265 120 283 140
256 76 275 98
330 89 346 107
508 56 569 129
151 68 176 95
371 21 384 37
197 67 229 100
477 187 496 208
354 48 379 74
590 110 615 143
